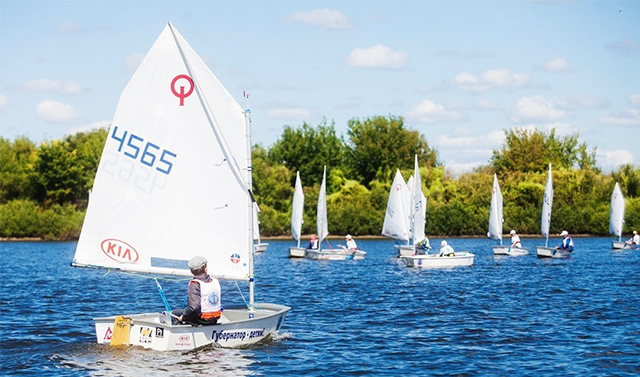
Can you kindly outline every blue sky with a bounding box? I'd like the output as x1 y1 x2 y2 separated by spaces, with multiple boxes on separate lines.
1 0 639 174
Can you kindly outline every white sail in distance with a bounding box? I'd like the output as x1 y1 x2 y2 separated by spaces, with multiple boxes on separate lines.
317 166 329 246
411 155 426 245
609 182 625 240
541 164 553 243
382 169 410 241
291 171 305 246
488 173 504 242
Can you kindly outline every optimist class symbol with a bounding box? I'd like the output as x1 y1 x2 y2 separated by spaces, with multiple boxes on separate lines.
171 75 194 106
230 253 241 264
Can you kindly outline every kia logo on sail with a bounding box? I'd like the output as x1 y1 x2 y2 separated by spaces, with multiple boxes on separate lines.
101 239 139 263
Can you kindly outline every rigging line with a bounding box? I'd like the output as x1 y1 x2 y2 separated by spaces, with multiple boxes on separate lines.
155 278 173 313
234 281 260 311
168 23 254 203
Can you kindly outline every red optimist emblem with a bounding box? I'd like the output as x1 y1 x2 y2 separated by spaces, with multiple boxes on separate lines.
101 239 139 264
171 74 194 106
230 253 241 264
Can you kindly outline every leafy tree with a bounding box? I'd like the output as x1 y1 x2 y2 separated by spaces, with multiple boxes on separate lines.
65 128 108 205
0 136 38 202
34 140 82 205
345 115 438 186
268 120 345 186
491 128 597 174
612 164 640 198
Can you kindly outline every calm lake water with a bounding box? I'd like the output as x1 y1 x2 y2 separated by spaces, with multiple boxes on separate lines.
1 238 639 376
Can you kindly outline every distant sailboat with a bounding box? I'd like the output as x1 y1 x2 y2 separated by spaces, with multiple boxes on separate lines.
381 169 413 256
610 182 626 249
401 155 474 268
536 164 569 258
71 22 289 350
489 174 528 256
306 166 366 261
253 205 269 252
288 171 306 258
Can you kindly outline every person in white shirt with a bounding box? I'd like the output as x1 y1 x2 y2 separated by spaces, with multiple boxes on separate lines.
510 229 522 248
343 234 358 250
439 240 455 257
626 230 639 247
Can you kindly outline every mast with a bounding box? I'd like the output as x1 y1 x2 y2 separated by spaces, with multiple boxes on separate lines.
245 109 255 309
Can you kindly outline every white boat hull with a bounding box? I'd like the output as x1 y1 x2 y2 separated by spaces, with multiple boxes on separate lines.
288 247 306 258
306 248 366 260
394 244 415 257
94 303 290 351
401 252 474 268
612 241 626 249
492 246 529 256
254 243 269 252
536 246 571 258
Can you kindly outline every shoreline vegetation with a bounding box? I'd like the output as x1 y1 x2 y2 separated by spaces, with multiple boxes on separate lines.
2 117 639 241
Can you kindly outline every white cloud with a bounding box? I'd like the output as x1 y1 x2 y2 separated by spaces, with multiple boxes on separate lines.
629 92 640 107
437 129 504 150
123 53 145 72
511 95 566 124
267 107 310 120
452 69 529 91
605 39 640 55
56 22 83 34
443 160 485 175
542 57 569 72
598 149 635 170
284 9 354 30
24 79 83 94
600 109 640 127
405 99 464 124
543 122 579 135
36 100 82 123
0 94 8 110
65 121 110 137
345 44 409 69
556 95 610 110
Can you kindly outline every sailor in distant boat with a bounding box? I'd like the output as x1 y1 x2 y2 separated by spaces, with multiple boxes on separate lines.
307 234 319 250
439 240 455 257
510 230 522 248
625 231 639 247
173 256 222 325
343 234 358 250
556 230 574 252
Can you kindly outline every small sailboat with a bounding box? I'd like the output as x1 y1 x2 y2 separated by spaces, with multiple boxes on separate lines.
489 174 528 256
536 164 568 258
306 166 366 260
288 171 306 258
381 169 413 256
71 23 289 351
401 155 474 268
610 182 627 249
253 205 269 252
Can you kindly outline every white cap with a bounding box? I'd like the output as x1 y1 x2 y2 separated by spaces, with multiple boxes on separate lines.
188 256 207 270
346 234 352 239
441 240 447 247
560 230 568 237
510 230 516 235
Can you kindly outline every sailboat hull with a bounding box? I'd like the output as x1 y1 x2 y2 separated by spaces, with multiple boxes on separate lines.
612 241 626 249
254 243 269 253
536 246 571 258
401 252 474 268
306 249 366 260
394 244 415 257
492 246 529 256
94 303 290 351
288 247 307 258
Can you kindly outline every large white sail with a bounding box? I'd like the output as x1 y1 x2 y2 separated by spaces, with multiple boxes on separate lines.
73 23 252 280
411 155 426 245
317 166 329 245
609 182 625 241
291 171 304 246
540 164 553 244
382 169 410 241
488 173 503 242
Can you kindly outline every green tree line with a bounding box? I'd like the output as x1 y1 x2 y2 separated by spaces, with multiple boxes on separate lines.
1 116 639 240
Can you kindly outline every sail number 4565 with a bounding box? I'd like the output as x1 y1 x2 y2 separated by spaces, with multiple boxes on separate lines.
111 126 177 175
